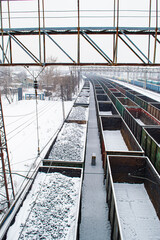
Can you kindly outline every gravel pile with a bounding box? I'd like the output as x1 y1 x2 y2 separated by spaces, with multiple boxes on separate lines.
10 172 81 240
79 89 90 97
68 106 88 121
76 96 89 104
49 123 86 161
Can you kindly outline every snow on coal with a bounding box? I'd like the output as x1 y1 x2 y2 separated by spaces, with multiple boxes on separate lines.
7 172 81 240
67 106 88 121
76 96 89 104
49 123 86 161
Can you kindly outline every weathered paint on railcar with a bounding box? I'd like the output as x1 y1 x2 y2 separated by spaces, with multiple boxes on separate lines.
125 90 141 102
124 107 160 144
106 155 160 240
148 102 160 121
134 95 158 111
115 97 138 117
141 127 160 173
99 116 144 171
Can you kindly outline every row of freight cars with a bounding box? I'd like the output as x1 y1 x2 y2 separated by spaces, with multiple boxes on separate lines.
1 81 90 240
97 77 160 174
91 77 160 240
116 77 160 93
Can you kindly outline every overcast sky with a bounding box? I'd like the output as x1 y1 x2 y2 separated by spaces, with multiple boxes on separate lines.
1 0 160 65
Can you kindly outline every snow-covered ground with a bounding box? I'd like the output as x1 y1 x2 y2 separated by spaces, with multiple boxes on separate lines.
2 97 73 195
114 183 160 240
7 172 81 240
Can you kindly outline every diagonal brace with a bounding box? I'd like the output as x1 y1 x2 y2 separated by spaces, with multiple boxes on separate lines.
119 35 146 64
8 33 41 64
4 37 10 63
0 44 9 63
44 31 75 63
152 35 160 45
121 31 152 64
81 31 113 64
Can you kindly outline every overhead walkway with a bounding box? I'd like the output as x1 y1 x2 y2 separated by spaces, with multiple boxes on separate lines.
80 83 111 240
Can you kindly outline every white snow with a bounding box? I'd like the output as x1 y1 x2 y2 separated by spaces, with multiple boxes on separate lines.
67 106 89 121
2 98 73 196
7 172 81 240
49 123 87 161
136 118 145 125
99 111 113 116
114 183 160 240
103 130 128 151
76 96 89 104
79 89 90 97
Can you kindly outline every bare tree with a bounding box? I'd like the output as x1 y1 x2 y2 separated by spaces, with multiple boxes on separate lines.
38 58 78 99
0 67 13 104
39 57 57 96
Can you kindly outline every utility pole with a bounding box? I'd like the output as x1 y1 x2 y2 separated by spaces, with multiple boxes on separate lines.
61 85 65 121
0 94 15 213
34 77 40 156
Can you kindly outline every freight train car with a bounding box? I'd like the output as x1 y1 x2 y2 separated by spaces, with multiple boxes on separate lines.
106 155 160 240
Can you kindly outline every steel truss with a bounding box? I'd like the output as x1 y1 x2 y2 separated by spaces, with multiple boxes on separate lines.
0 0 160 66
0 95 15 218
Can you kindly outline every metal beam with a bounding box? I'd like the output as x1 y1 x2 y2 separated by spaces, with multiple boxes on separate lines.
148 0 152 64
81 31 112 63
1 27 160 36
44 31 75 63
118 35 146 64
0 44 9 63
153 35 160 44
8 34 41 64
2 62 160 67
153 0 158 64
77 0 80 63
121 31 152 64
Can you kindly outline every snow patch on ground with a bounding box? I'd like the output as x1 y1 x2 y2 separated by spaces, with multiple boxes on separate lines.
49 123 87 161
7 172 81 240
114 183 160 240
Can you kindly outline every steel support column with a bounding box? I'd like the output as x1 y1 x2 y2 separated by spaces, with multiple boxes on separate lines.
153 0 158 63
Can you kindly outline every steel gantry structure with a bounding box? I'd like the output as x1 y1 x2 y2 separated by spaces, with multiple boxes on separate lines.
0 0 160 66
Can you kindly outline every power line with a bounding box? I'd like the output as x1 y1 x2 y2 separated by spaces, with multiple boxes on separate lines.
7 102 54 140
2 10 160 13
1 15 160 20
